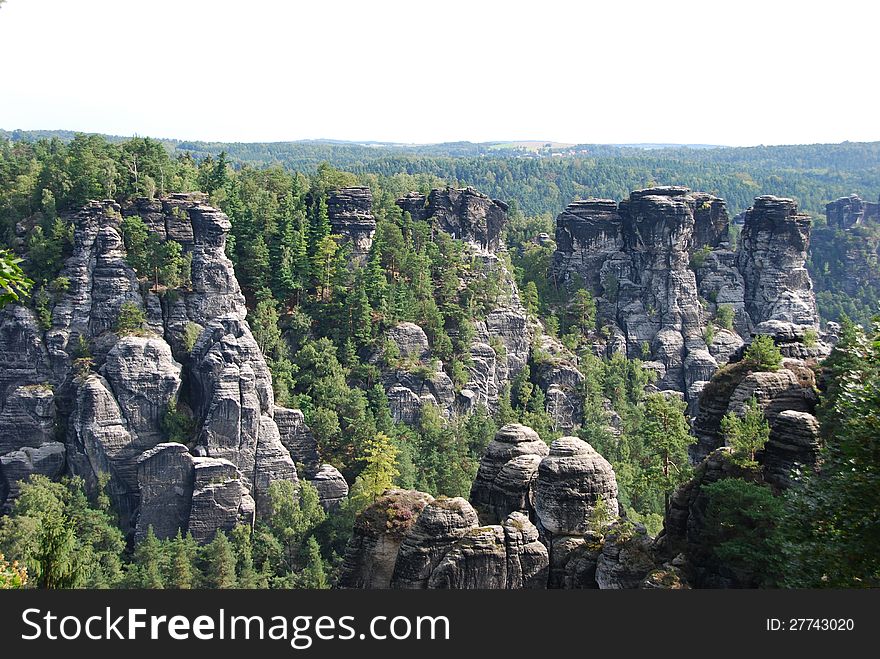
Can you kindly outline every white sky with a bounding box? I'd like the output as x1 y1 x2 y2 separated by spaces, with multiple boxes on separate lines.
1 0 878 146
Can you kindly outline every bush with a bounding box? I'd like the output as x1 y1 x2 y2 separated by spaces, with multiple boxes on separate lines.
803 328 818 348
715 304 734 331
744 334 782 371
114 302 146 335
721 397 770 466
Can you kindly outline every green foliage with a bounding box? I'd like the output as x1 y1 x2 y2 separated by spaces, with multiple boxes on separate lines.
803 328 818 348
640 393 696 516
114 301 146 336
689 245 712 270
0 248 33 307
715 304 734 331
743 334 782 372
721 397 770 466
182 321 202 354
780 320 880 587
162 399 195 444
201 530 237 589
703 478 784 587
0 475 125 588
0 553 28 589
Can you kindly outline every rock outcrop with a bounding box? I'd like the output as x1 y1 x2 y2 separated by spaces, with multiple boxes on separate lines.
552 188 822 404
735 196 819 336
691 355 819 463
469 424 549 525
825 193 879 230
383 495 548 590
397 187 508 252
0 194 310 539
338 489 435 589
536 437 619 536
327 187 376 265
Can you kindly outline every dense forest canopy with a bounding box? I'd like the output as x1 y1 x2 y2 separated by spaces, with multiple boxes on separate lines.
3 130 878 217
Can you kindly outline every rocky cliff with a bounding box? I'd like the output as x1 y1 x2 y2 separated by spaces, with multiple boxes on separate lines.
327 187 376 266
552 188 822 406
0 194 346 536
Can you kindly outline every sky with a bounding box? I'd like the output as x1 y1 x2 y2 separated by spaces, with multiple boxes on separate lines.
1 0 878 146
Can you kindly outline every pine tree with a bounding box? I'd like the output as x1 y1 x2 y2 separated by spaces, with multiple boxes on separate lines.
294 537 328 589
641 392 696 516
721 397 770 466
202 530 237 589
131 526 165 589
167 531 198 589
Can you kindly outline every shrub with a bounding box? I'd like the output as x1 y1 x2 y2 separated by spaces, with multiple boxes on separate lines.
114 302 146 336
744 334 782 372
803 328 818 348
721 397 770 466
715 304 734 331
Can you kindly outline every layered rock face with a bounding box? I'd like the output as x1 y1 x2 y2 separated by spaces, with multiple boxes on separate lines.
691 356 820 463
0 195 322 538
809 194 880 316
469 424 549 524
327 187 376 265
552 188 822 405
388 497 548 589
397 187 508 252
735 196 819 336
374 188 582 429
825 193 879 230
338 489 435 588
536 437 619 536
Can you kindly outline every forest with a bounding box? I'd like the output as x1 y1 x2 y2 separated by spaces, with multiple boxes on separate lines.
0 132 878 589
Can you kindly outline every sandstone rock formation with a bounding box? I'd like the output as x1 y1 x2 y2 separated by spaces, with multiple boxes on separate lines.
338 489 435 589
469 424 549 524
397 187 508 252
552 188 822 405
327 187 376 265
825 193 879 230
536 437 619 536
0 194 311 539
383 495 548 590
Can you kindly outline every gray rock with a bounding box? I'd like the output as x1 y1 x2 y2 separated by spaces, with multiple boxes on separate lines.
469 424 549 524
385 322 430 361
102 336 182 446
595 523 656 589
253 414 299 517
135 442 195 542
307 464 349 511
327 187 376 265
187 457 255 543
390 497 480 589
735 196 819 332
398 187 508 252
536 437 619 536
338 489 434 589
0 443 66 509
274 406 320 476
762 410 821 488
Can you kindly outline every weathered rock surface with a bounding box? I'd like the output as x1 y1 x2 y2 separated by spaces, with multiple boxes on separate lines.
135 442 195 542
390 497 481 589
825 193 879 230
0 195 304 541
327 187 376 265
397 187 508 252
735 196 819 334
536 437 619 536
762 410 821 488
338 489 434 589
691 356 818 462
594 523 656 589
307 464 349 511
469 424 549 524
187 457 255 544
552 189 823 403
274 406 320 475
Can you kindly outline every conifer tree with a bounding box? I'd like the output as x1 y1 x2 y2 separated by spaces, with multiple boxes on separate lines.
202 530 237 589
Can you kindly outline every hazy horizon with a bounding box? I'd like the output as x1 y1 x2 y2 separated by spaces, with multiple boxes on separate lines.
1 0 879 146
